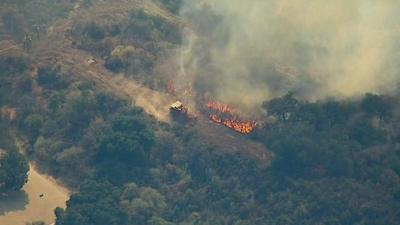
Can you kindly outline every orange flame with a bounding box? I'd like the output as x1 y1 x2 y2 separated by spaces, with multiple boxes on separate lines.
205 100 257 134
205 101 234 114
167 80 175 95
210 114 222 123
223 119 257 134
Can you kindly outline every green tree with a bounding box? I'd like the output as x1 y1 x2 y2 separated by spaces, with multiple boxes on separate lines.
0 148 29 193
55 147 92 183
36 66 68 90
120 183 168 224
23 114 44 142
17 75 32 93
95 113 155 164
361 93 394 125
263 92 298 122
34 137 64 163
55 180 127 225
1 10 25 40
61 91 96 133
84 22 105 40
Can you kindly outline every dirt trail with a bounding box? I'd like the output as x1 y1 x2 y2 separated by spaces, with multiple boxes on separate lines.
32 0 176 122
29 0 272 165
0 164 70 225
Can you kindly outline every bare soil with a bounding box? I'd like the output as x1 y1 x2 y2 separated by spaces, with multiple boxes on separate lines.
0 164 70 225
29 0 273 166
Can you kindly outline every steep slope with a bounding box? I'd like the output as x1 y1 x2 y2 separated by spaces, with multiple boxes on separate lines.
28 0 272 165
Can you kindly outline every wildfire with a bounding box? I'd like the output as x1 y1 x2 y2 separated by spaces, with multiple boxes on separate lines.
183 87 193 97
205 100 257 134
210 114 222 123
167 81 193 97
205 101 234 115
167 80 175 95
223 119 257 134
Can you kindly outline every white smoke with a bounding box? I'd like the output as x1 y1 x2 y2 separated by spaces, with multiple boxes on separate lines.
176 0 400 108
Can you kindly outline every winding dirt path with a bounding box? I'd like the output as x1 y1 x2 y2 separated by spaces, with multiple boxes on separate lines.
30 0 272 164
32 0 176 122
0 1 270 224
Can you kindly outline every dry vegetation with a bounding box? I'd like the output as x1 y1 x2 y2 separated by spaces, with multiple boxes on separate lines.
0 1 399 225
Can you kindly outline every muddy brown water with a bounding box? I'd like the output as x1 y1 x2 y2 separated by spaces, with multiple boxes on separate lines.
0 163 70 225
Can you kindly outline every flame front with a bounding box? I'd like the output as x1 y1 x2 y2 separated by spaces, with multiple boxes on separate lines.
205 101 257 134
223 119 257 134
206 100 234 115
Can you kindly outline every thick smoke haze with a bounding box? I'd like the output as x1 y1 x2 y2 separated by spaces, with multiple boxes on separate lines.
177 0 400 108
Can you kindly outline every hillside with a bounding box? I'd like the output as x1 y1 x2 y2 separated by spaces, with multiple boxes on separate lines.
0 1 400 225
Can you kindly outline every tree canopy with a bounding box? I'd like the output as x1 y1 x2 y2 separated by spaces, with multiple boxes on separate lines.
0 148 29 193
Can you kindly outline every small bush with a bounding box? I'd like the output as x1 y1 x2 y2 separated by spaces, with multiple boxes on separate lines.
84 22 105 40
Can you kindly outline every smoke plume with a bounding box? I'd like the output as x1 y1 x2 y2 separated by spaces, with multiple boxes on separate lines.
176 0 400 108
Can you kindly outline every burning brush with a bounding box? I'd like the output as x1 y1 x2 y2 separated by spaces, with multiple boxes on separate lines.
206 100 234 115
167 80 176 95
205 100 257 134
